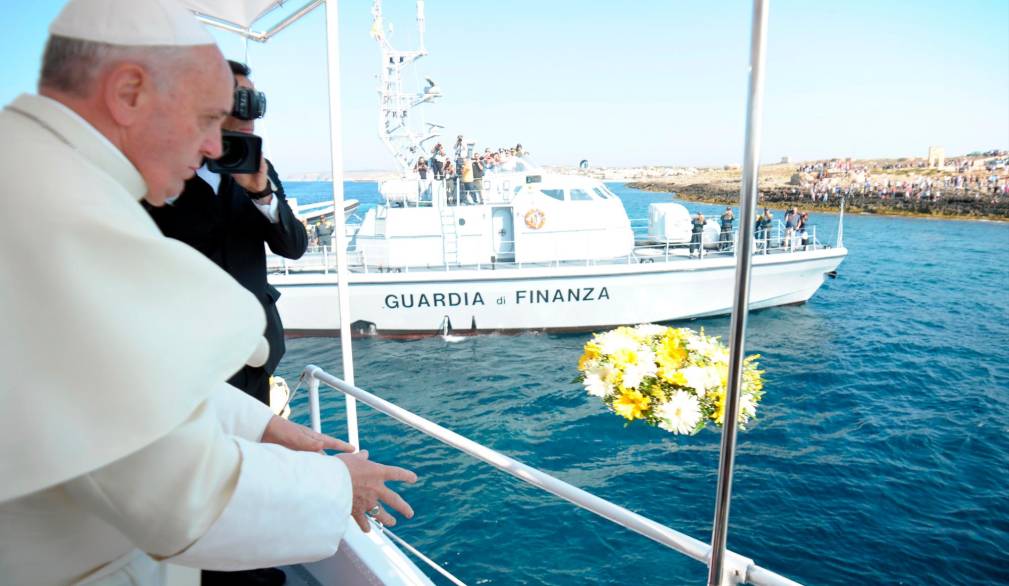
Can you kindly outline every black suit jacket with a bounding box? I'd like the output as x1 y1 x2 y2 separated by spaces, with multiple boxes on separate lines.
146 160 307 374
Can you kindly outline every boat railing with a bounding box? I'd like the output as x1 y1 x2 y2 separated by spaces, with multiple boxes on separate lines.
300 365 802 586
267 219 831 275
388 176 520 208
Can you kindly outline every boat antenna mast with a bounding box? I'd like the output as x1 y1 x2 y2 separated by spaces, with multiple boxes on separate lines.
372 0 442 174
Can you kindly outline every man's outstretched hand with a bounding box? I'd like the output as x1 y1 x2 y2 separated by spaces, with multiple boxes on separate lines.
261 417 418 531
261 415 355 454
337 450 418 532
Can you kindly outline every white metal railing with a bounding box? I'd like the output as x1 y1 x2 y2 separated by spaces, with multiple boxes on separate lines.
266 219 831 276
301 365 803 586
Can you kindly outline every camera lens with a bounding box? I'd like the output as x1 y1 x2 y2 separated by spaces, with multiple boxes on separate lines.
217 135 250 169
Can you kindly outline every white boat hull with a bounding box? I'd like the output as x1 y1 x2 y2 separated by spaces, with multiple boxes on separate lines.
271 248 846 335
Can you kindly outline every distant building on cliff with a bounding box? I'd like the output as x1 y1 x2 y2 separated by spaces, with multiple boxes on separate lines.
927 146 945 168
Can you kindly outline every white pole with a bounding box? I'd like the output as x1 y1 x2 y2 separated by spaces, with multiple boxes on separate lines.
708 0 769 584
836 195 845 248
323 0 359 449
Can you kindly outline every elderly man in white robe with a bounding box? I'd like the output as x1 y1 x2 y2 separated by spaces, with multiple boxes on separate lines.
0 0 417 585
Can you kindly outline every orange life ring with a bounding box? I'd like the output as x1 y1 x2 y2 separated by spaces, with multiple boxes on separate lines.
524 208 546 230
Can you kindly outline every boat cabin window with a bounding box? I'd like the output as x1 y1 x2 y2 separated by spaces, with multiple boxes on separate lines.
540 188 565 201
570 188 593 201
592 186 612 200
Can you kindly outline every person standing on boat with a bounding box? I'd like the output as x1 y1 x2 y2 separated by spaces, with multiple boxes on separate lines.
797 211 810 250
461 156 477 204
444 158 457 204
316 217 335 250
690 212 705 257
754 209 767 253
783 207 798 250
472 155 485 203
0 2 417 585
453 134 465 170
762 209 774 251
146 59 307 409
719 206 734 251
413 156 428 180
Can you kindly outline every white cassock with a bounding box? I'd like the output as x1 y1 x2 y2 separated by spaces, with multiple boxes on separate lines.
0 94 352 585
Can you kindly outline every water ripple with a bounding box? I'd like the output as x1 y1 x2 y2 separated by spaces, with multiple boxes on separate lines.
277 183 1009 585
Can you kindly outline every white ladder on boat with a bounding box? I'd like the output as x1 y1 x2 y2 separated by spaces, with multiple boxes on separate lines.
440 205 459 267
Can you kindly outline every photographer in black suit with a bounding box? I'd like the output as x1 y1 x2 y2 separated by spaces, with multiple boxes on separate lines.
146 60 307 409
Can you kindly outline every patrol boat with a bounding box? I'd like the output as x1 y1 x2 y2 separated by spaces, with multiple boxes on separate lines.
257 1 846 337
189 1 812 585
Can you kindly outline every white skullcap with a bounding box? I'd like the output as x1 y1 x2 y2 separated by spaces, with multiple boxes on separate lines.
50 0 214 47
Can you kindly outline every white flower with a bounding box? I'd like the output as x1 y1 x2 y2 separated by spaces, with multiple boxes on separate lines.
686 334 720 360
594 330 639 356
621 347 657 389
585 364 618 397
657 391 702 435
703 366 722 390
583 373 611 397
634 323 669 338
739 393 757 423
680 365 709 393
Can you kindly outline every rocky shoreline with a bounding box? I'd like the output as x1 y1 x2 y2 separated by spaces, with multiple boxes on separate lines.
627 182 1009 221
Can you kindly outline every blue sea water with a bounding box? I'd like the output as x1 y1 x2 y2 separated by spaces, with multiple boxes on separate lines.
278 181 1009 585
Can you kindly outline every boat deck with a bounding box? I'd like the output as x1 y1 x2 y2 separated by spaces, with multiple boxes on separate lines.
280 565 324 586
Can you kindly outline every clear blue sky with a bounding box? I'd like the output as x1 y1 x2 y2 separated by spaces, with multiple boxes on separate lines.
3 1 1007 176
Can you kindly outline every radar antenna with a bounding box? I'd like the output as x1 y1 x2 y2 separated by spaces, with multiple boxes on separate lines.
372 1 442 174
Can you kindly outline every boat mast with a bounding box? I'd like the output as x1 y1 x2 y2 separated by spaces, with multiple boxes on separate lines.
707 0 770 585
372 0 442 175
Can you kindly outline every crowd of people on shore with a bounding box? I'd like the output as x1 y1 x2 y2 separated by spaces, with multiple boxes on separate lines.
789 157 1009 205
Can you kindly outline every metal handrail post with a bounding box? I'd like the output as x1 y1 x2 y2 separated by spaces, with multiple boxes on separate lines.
307 374 321 433
323 0 359 448
302 366 802 586
708 0 770 585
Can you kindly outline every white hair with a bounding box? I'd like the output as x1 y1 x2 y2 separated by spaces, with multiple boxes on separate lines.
39 35 196 97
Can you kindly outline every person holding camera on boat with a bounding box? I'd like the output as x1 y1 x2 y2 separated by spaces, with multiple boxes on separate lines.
430 143 447 180
690 212 706 257
754 210 767 254
472 155 486 203
783 207 798 251
796 211 810 251
146 59 307 411
719 207 734 251
414 156 429 180
461 156 477 204
454 134 465 169
0 2 417 585
444 158 458 204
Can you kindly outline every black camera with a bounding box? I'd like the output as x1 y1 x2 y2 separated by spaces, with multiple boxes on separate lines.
232 87 266 121
207 130 262 174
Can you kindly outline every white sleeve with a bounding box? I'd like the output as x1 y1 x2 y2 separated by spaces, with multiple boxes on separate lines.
206 382 274 441
168 438 353 570
253 194 280 223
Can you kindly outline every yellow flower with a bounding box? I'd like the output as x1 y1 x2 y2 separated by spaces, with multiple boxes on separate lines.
657 367 688 387
613 388 650 420
615 325 641 341
657 335 687 370
578 341 601 371
711 389 726 424
611 348 639 370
